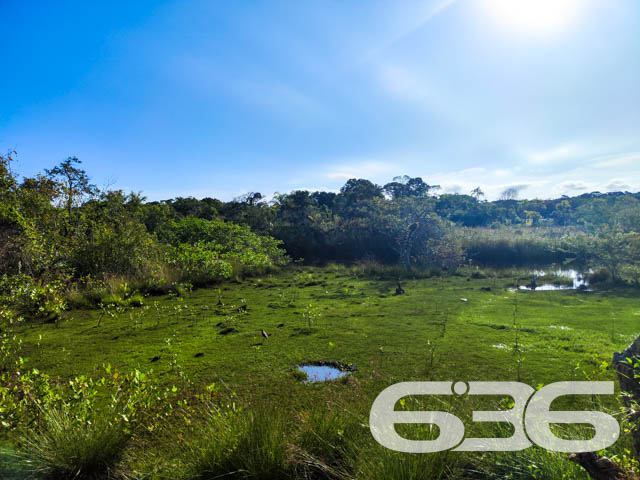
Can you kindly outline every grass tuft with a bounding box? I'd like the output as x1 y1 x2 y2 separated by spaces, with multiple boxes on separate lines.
16 406 129 479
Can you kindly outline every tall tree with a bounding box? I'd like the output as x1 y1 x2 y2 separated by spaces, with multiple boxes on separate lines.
45 157 97 219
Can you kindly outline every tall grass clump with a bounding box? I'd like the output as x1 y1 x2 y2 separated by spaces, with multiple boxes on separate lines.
354 446 462 480
475 448 590 479
179 408 292 480
292 407 364 479
16 405 130 479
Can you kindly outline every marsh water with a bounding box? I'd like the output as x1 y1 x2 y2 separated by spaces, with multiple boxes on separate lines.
518 269 590 291
298 365 349 382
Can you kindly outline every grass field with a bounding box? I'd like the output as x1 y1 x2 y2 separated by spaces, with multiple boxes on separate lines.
5 265 640 479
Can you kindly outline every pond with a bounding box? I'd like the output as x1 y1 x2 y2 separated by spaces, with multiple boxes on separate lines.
518 269 590 291
298 364 350 382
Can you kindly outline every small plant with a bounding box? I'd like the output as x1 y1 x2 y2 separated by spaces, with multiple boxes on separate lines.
294 271 314 285
440 310 449 338
96 302 118 328
216 288 223 306
426 340 436 372
512 294 524 381
303 303 320 331
152 301 162 327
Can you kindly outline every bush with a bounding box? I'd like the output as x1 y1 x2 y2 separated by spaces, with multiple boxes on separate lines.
126 294 145 307
0 275 66 322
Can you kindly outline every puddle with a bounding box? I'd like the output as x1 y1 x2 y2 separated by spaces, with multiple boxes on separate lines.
298 362 353 383
517 269 591 291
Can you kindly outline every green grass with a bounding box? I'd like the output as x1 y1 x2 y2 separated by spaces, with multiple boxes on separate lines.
8 266 640 478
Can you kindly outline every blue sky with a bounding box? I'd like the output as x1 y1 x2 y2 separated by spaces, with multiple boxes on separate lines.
1 0 639 200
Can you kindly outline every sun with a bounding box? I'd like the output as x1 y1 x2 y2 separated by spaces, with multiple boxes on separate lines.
481 0 582 35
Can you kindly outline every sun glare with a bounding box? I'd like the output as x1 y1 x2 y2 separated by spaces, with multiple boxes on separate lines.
481 0 582 35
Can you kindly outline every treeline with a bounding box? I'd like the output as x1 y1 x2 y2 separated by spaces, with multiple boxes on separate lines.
147 175 640 272
3 151 640 321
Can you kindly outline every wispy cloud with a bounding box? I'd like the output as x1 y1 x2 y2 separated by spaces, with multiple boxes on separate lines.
605 179 631 191
362 0 457 63
593 152 640 168
325 159 400 181
527 144 580 164
375 63 462 124
557 180 590 192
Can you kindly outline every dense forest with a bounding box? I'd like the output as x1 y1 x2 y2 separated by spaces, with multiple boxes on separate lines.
2 150 640 323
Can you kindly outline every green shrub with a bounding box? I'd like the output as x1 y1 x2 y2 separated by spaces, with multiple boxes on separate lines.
64 289 95 310
0 275 66 322
101 293 125 307
126 294 145 308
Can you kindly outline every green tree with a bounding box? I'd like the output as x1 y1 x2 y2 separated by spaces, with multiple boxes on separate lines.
45 157 97 222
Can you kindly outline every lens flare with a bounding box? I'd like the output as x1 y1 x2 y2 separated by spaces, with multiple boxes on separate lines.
481 0 582 35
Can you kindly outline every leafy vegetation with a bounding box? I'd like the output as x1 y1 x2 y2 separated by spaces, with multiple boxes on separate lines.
3 151 640 478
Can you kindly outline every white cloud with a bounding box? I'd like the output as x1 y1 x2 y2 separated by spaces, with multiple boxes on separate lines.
443 184 462 194
325 159 400 182
306 146 640 201
527 144 580 164
605 179 631 191
558 180 590 192
593 152 640 168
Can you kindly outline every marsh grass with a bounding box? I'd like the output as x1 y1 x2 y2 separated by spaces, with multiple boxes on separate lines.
354 446 462 480
9 266 640 479
179 408 292 480
292 407 364 479
474 448 590 479
16 406 129 479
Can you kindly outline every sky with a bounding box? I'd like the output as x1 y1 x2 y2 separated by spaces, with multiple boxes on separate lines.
1 0 639 201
